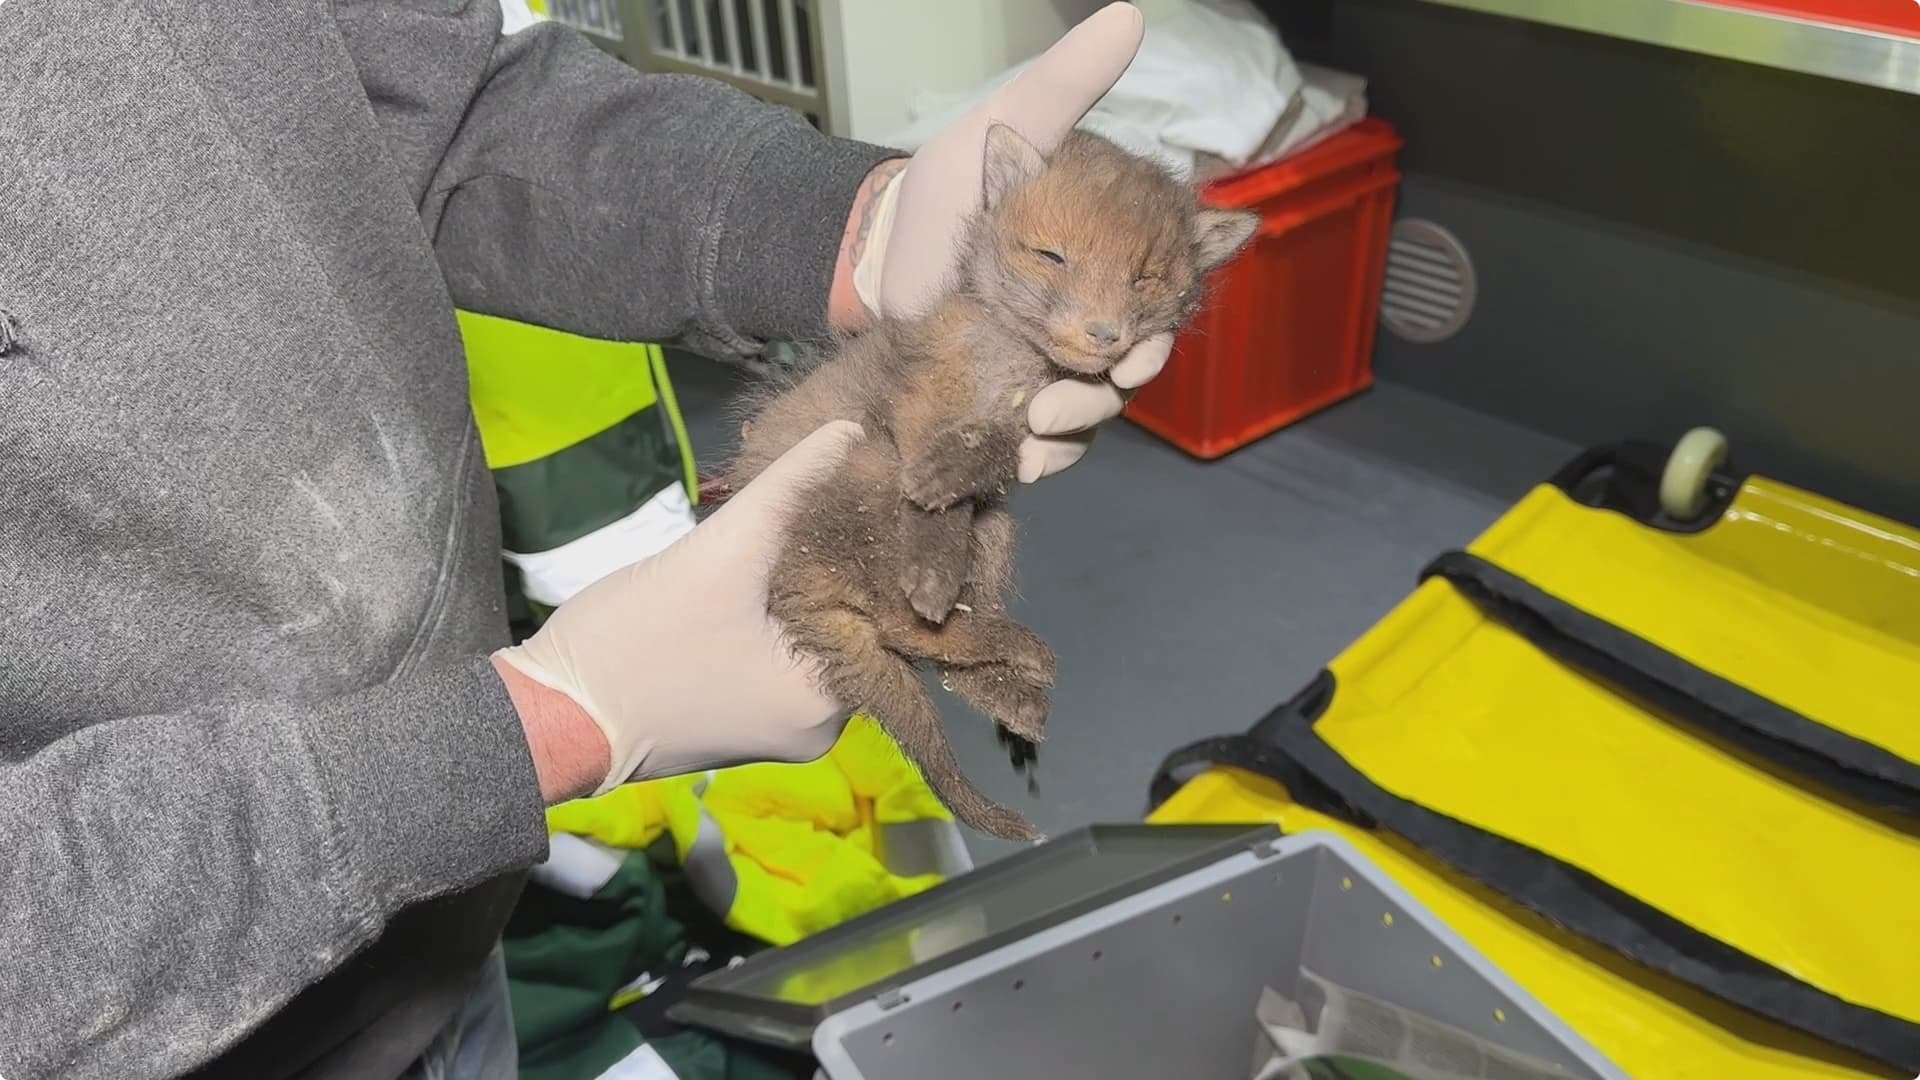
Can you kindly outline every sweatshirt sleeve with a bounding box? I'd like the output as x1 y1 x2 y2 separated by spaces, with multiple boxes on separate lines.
333 0 902 359
0 657 548 1080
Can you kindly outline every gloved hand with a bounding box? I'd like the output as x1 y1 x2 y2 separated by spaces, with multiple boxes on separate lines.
496 422 863 797
848 1 1169 484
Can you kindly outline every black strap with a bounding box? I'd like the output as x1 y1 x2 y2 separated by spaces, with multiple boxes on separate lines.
1260 708 1920 1074
1145 671 1359 821
1423 551 1920 822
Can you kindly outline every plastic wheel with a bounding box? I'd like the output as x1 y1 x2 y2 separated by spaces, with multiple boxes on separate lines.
1660 426 1729 522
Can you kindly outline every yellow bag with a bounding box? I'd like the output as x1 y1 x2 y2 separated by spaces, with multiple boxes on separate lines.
1473 477 1920 788
1150 441 1920 1077
1150 768 1902 1080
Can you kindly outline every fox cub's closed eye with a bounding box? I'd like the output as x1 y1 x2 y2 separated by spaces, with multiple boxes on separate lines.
1030 247 1067 267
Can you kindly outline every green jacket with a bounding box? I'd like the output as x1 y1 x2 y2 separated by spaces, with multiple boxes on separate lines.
457 310 699 627
505 836 810 1080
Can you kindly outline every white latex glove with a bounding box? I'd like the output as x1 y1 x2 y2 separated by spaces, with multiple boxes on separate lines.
849 1 1173 484
495 422 861 795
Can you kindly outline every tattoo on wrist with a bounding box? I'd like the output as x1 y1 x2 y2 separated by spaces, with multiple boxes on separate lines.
846 158 907 270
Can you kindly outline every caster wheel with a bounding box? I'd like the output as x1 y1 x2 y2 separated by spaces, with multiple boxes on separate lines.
1660 426 1728 522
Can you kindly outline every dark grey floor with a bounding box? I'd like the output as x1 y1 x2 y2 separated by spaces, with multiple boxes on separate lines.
668 357 1574 864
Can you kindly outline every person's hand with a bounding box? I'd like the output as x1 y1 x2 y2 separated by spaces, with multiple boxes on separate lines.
834 1 1166 484
494 422 863 801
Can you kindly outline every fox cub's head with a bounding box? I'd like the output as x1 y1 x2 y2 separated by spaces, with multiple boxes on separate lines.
960 124 1259 376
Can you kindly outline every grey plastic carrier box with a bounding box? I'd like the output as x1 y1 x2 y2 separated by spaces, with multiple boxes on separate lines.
669 824 1628 1080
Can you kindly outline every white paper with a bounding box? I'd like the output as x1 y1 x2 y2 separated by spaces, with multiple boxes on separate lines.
1251 970 1582 1080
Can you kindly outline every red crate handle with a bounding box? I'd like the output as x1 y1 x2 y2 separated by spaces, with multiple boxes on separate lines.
1248 172 1405 241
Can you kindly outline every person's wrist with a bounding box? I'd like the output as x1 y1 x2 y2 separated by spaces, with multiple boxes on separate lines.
492 652 610 805
829 156 908 330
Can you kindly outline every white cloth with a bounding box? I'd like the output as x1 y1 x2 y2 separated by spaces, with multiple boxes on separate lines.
883 0 1361 182
1251 63 1370 169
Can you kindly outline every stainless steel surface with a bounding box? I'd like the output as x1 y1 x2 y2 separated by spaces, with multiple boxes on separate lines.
1415 0 1920 96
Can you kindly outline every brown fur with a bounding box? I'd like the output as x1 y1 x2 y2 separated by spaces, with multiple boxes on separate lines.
726 127 1259 840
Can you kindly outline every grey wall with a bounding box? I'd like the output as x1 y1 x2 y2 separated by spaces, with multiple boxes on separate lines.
1261 0 1920 522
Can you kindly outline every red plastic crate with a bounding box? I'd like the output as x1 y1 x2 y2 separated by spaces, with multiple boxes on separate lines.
1125 118 1404 460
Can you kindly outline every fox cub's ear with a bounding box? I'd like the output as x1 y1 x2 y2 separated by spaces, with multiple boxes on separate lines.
982 123 1048 210
1193 208 1260 273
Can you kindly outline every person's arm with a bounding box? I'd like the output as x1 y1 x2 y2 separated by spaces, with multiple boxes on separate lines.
497 654 609 801
0 659 552 1080
339 2 1161 479
333 0 899 359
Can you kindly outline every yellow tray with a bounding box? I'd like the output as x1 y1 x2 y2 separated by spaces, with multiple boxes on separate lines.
1150 433 1920 1079
1151 767 1902 1080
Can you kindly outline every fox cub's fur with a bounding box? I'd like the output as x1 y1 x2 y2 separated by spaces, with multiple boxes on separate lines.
728 125 1259 840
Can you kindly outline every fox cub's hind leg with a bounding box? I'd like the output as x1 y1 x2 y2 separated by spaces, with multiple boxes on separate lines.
776 600 1039 841
934 506 1054 746
942 662 1050 745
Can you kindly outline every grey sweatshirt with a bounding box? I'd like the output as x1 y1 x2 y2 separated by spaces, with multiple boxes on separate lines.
0 3 894 1077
